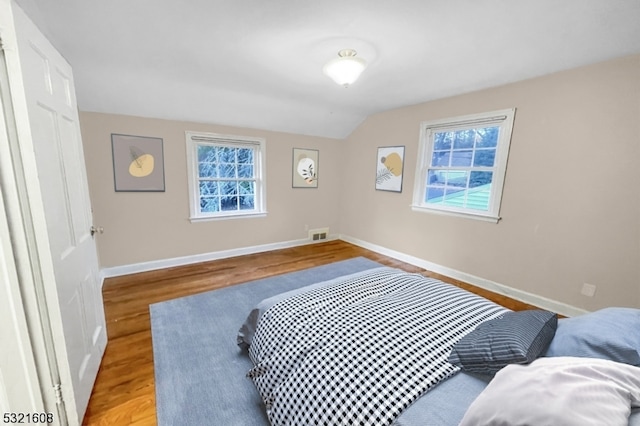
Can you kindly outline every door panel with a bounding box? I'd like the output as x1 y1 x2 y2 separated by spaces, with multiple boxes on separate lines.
33 103 76 256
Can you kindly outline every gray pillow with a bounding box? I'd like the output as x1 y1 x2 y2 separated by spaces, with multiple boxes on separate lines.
448 309 557 375
544 307 640 365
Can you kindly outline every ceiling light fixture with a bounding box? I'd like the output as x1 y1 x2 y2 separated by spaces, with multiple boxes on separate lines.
323 49 367 88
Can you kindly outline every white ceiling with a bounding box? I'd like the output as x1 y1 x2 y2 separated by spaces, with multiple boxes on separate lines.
14 0 640 139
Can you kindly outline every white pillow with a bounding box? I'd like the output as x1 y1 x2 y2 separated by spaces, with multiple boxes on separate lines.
459 356 640 426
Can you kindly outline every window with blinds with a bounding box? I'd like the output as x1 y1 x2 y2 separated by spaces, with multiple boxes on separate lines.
412 109 516 222
186 131 266 220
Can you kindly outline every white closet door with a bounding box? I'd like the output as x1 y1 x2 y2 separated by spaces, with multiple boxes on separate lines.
13 5 107 423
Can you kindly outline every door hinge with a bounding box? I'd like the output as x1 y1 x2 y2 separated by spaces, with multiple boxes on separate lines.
53 382 69 425
53 382 63 404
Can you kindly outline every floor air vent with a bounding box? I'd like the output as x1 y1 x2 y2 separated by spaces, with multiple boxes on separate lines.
309 228 329 241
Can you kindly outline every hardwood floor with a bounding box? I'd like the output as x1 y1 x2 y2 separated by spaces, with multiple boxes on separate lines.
82 240 538 425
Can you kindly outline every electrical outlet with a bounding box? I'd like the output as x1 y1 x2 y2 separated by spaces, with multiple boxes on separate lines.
581 283 596 297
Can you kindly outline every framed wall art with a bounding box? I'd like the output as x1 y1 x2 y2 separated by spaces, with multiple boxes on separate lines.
375 146 405 192
111 133 165 192
292 148 318 188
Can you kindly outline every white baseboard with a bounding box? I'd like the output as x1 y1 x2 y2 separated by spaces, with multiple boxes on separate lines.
100 233 587 317
340 234 588 318
100 234 338 279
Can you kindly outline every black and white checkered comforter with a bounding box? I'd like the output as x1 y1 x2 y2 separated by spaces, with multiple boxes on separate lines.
247 267 508 426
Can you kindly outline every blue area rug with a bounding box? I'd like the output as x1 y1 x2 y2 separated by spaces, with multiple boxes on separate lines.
150 257 381 426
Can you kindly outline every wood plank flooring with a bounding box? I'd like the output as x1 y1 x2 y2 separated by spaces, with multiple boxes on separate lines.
82 240 538 425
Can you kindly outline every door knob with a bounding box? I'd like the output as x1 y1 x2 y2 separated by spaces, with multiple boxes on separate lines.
90 226 104 236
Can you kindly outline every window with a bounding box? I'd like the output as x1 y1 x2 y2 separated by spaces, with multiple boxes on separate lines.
412 109 515 222
186 131 266 220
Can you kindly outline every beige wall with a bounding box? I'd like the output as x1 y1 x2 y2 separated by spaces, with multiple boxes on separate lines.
80 113 342 268
80 55 639 311
339 54 640 311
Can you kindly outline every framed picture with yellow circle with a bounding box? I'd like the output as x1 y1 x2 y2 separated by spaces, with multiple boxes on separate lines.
111 133 165 192
375 146 405 192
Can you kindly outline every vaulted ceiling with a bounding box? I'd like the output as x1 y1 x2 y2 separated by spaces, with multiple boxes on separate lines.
14 0 640 138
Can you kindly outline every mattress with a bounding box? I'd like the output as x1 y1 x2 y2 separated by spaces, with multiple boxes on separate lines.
238 266 640 426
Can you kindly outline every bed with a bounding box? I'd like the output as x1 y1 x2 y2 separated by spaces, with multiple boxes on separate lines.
237 266 640 426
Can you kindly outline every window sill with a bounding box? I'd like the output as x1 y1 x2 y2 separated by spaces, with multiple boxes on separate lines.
410 205 500 223
189 211 268 223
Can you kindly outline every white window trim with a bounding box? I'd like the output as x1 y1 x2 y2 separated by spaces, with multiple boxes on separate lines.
185 131 267 222
411 108 516 223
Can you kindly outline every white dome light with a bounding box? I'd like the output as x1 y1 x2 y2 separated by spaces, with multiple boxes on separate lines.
322 49 367 88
